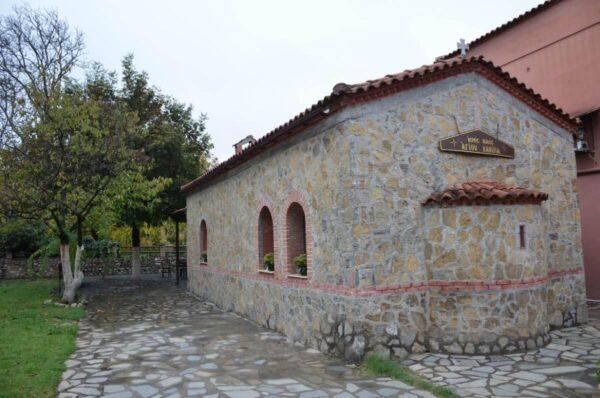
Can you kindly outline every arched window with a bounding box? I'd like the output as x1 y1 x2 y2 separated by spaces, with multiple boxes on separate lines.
200 220 208 264
258 207 275 272
286 202 307 276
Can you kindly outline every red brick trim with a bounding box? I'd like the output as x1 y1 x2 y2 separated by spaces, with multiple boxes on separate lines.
189 264 583 297
548 268 583 279
256 199 277 275
282 191 313 281
200 219 208 266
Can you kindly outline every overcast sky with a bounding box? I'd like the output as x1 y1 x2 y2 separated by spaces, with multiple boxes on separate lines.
1 0 541 162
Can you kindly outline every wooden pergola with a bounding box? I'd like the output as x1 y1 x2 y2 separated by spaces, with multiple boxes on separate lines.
170 207 186 285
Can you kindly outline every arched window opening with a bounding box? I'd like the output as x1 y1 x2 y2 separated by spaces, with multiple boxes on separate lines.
258 207 275 272
200 220 208 264
286 202 307 276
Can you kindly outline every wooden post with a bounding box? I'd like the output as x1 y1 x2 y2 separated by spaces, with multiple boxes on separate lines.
175 220 180 286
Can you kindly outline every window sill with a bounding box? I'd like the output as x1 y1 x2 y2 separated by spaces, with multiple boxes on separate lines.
258 269 275 276
287 274 308 280
199 262 208 266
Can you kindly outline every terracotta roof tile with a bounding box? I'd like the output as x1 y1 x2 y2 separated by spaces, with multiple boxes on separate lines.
181 56 577 195
422 181 549 206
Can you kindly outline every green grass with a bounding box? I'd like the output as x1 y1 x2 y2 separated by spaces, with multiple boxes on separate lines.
0 280 85 398
362 355 460 398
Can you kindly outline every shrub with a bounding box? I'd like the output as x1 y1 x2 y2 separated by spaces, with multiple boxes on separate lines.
82 237 120 259
294 253 307 276
263 252 274 271
0 218 46 257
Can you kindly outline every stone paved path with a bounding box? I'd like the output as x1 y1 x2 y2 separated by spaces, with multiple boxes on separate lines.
58 277 431 398
401 309 600 398
58 277 600 398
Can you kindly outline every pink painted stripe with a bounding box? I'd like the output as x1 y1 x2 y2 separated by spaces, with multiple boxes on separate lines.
188 264 583 297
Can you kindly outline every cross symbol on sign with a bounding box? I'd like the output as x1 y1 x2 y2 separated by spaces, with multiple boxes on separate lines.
450 139 457 147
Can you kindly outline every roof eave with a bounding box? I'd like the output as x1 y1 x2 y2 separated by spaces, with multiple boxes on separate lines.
181 57 578 196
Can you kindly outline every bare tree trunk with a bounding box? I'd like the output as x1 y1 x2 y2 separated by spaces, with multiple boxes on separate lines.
131 224 141 280
60 244 84 303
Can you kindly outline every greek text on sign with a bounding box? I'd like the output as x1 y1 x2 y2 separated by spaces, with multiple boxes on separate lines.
439 129 515 158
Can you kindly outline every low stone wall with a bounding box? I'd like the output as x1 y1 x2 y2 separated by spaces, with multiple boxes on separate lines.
0 256 165 279
80 258 163 276
0 257 59 279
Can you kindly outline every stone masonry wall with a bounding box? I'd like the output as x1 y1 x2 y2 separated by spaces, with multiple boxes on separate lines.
339 73 585 322
424 205 546 283
189 268 428 362
423 204 550 353
0 256 163 280
186 72 586 359
0 257 59 279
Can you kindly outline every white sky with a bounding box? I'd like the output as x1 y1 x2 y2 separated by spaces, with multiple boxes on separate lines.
2 0 541 162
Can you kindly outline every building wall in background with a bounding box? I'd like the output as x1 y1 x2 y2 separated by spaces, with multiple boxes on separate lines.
467 0 600 117
465 0 600 299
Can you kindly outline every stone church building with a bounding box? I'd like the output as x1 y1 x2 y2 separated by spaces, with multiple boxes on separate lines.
181 56 586 360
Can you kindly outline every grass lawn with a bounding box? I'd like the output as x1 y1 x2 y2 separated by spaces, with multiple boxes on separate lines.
0 280 85 398
362 355 459 398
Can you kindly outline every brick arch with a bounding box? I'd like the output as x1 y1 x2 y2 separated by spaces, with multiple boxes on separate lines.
200 219 208 264
257 204 276 272
282 191 313 279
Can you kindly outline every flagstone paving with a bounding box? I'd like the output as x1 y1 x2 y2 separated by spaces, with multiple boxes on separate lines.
57 277 432 398
400 311 600 398
58 277 600 397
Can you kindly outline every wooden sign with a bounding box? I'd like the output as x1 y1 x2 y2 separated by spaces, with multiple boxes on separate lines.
439 129 514 158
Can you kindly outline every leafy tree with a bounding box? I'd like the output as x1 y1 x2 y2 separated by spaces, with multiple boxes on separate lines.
115 55 212 279
0 6 135 301
107 170 170 278
0 217 45 256
0 78 135 301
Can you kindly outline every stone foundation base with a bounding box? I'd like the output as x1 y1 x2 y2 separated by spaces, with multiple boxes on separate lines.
189 266 587 361
428 333 552 355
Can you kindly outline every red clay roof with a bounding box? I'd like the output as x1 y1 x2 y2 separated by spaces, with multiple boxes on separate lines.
422 181 549 206
181 56 577 195
439 0 563 60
